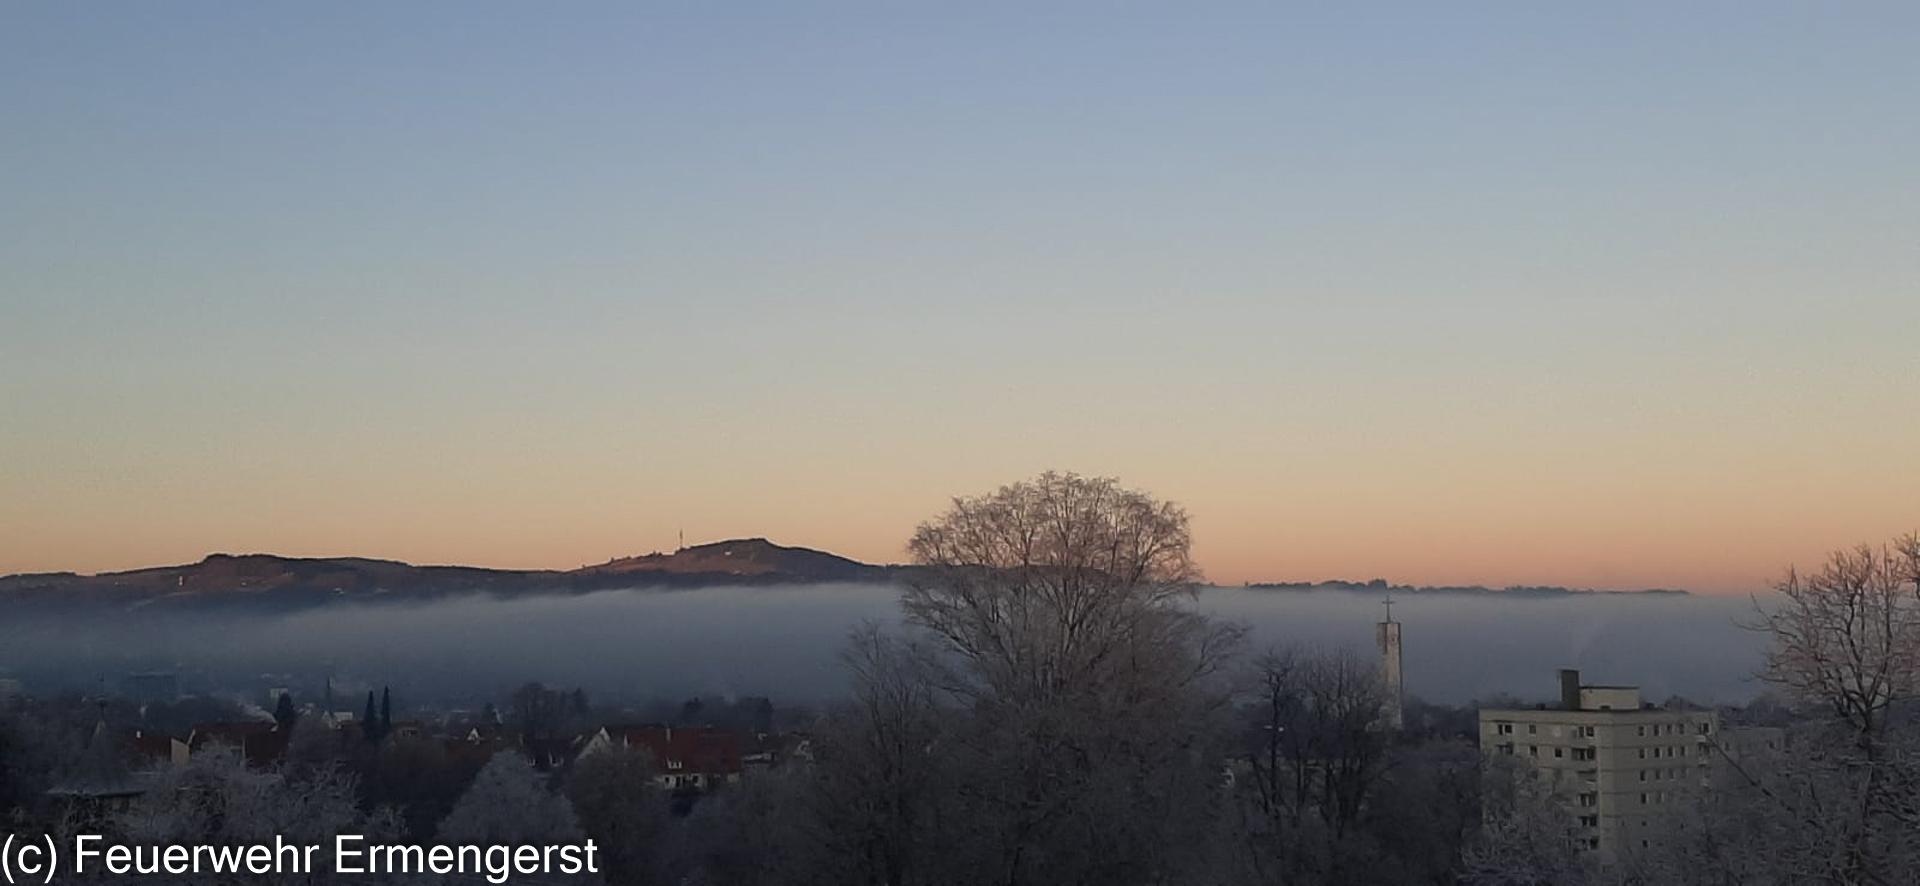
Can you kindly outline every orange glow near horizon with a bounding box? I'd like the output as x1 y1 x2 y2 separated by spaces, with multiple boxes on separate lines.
5 5 1918 594
4 458 1912 594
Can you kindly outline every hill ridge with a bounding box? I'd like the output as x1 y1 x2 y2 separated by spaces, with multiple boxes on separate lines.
0 538 903 613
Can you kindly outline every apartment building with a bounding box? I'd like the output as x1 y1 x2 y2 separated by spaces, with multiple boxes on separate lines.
1479 669 1717 861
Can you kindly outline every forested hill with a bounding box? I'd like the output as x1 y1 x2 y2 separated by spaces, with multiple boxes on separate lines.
0 541 1693 614
1243 578 1690 596
0 538 913 613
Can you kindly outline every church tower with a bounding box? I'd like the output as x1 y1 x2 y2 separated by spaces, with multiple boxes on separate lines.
1377 596 1404 730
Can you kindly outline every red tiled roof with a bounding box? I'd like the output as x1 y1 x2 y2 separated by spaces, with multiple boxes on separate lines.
619 727 741 775
125 730 180 762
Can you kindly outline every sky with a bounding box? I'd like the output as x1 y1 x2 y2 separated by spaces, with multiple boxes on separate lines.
3 2 1916 593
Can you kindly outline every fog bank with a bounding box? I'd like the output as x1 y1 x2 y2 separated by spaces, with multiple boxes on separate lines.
0 585 1775 706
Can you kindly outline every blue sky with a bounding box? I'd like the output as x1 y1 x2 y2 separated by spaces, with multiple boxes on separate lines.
4 2 1917 590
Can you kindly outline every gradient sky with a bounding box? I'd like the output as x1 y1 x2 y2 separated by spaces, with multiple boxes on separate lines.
4 2 1916 592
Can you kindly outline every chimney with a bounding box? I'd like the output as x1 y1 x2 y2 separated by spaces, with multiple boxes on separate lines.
1559 669 1582 711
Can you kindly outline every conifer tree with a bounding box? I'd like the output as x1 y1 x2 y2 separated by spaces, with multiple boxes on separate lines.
272 692 298 731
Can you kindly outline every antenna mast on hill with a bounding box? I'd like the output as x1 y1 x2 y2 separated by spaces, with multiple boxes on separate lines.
678 528 685 552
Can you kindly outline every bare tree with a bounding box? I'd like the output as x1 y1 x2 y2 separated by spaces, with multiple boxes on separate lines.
815 623 948 886
1627 731 1920 886
903 471 1238 706
1228 647 1403 885
1895 532 1920 599
1722 536 1920 885
438 749 586 850
882 472 1243 886
1752 541 1920 751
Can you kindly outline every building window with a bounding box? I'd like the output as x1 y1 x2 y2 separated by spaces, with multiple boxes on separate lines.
1637 726 1646 736
1529 746 1538 757
1528 724 1537 734
1640 771 1647 782
1554 748 1564 758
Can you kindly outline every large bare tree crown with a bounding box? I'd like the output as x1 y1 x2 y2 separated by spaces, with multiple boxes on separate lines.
899 472 1229 703
905 470 1199 593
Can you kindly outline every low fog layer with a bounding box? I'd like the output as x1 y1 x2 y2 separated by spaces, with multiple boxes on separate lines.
0 585 1775 707
1205 588 1774 704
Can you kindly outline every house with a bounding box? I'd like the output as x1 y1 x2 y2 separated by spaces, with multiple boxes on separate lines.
47 720 150 826
571 726 616 760
188 721 289 768
741 731 814 776
588 727 743 790
126 729 189 768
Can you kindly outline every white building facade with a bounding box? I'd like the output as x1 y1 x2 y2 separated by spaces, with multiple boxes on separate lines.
1479 669 1718 861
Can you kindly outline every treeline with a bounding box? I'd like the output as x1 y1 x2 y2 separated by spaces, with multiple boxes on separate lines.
1244 578 1687 596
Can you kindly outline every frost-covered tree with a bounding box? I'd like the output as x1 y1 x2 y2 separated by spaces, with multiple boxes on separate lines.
1226 647 1400 885
672 767 817 886
1648 535 1920 886
795 623 952 886
566 745 671 885
884 472 1243 886
437 749 585 849
903 471 1240 708
1459 755 1598 886
108 743 397 884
